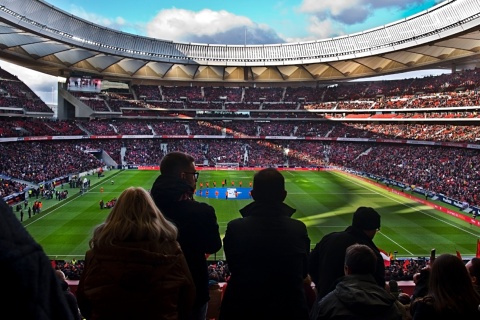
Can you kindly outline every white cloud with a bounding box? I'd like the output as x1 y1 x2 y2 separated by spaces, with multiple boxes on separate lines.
70 5 125 29
146 8 253 42
299 0 362 16
144 8 284 45
299 0 429 25
69 5 145 36
306 16 346 39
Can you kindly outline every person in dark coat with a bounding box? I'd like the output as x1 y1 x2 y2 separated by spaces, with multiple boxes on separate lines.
151 151 222 320
308 207 385 303
219 168 311 320
311 244 403 320
0 197 76 319
55 270 83 320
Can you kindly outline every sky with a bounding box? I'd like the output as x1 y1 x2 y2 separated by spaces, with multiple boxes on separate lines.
0 0 449 105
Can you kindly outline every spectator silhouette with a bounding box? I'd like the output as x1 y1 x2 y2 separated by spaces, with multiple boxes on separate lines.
466 257 480 295
410 267 430 302
219 168 311 320
0 197 76 319
150 151 222 320
310 244 403 320
55 269 83 320
387 279 402 299
309 207 385 302
411 253 480 319
76 187 195 319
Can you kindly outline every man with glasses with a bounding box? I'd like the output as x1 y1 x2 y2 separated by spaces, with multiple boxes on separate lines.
151 151 222 320
308 207 385 305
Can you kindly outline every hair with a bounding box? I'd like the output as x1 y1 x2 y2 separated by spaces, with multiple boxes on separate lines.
89 187 178 249
425 253 480 314
159 152 195 177
398 293 411 305
251 168 286 202
344 243 377 275
467 257 480 286
55 269 66 281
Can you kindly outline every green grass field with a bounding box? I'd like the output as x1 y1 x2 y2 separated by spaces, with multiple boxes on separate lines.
22 169 480 261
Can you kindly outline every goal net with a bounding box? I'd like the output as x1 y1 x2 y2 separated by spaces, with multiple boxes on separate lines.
215 163 240 170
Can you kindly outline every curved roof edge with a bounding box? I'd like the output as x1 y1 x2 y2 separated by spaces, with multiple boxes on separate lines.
0 0 479 65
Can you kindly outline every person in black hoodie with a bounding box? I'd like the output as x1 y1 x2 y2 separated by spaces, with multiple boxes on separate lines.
219 168 311 320
308 206 385 304
0 197 75 319
150 151 222 320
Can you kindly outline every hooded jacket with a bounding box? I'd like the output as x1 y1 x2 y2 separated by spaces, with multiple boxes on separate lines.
76 240 195 320
312 274 402 320
219 201 311 320
150 175 222 308
309 226 385 302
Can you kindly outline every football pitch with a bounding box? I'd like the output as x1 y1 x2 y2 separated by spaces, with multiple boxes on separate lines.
22 169 480 261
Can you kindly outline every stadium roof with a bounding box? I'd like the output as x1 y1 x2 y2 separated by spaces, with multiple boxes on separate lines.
1 0 480 83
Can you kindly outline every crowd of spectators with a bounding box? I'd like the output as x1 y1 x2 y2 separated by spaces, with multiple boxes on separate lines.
0 74 53 113
52 256 430 283
2 117 479 143
1 65 480 210
0 141 104 183
0 136 479 206
0 178 27 199
5 137 476 208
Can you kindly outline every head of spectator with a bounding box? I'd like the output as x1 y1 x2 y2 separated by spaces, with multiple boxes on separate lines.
397 293 411 305
90 187 178 248
344 243 378 275
250 167 287 203
55 269 67 282
466 257 480 291
352 206 381 239
152 151 197 201
387 279 402 298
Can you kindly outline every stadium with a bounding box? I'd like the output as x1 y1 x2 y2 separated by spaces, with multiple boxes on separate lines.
1 0 480 315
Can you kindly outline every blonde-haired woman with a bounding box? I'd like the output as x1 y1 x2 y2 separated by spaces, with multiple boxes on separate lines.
77 187 195 320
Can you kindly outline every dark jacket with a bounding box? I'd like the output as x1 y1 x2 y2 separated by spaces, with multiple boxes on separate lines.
76 240 195 320
312 274 402 320
0 198 75 320
59 279 83 320
219 201 311 320
309 226 385 301
411 296 480 320
150 175 222 308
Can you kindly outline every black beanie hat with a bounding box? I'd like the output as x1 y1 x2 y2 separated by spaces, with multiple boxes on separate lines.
352 207 381 230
